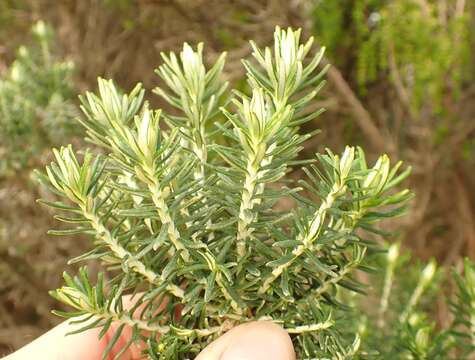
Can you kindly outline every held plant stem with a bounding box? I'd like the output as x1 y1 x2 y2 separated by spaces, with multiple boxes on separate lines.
38 27 413 359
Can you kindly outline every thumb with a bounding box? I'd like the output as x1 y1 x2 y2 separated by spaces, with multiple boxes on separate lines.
196 321 295 360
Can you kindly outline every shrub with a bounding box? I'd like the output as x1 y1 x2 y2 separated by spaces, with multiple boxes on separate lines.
313 0 471 112
37 27 472 359
0 21 77 176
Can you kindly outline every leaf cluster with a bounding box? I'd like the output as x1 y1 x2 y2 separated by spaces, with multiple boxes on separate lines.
38 27 413 359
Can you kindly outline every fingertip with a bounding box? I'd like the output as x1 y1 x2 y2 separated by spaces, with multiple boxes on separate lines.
220 322 295 360
197 321 295 360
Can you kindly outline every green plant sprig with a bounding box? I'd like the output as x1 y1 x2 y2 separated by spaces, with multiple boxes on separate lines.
38 26 412 359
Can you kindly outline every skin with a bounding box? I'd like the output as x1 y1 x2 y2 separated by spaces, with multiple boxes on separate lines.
2 320 295 360
2 296 295 360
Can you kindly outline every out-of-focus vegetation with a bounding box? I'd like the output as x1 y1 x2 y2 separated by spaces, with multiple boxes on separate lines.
0 20 81 353
0 0 474 355
314 0 471 111
0 21 77 176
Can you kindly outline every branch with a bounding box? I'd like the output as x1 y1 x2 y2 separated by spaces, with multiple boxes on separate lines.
324 59 393 153
82 209 184 299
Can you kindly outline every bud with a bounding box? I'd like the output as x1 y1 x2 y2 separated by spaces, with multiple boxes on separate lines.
421 260 437 285
387 243 400 264
32 21 47 38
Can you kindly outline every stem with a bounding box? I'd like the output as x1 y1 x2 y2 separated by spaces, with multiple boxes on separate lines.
83 208 184 299
285 318 333 334
216 272 243 315
399 261 436 323
237 146 274 256
102 312 333 338
148 179 190 262
237 151 261 256
90 311 228 337
378 267 394 327
191 127 215 241
191 129 207 183
258 182 344 294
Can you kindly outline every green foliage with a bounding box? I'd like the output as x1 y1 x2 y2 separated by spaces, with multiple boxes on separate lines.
313 0 471 112
450 258 475 356
343 242 475 359
0 21 78 176
38 27 415 358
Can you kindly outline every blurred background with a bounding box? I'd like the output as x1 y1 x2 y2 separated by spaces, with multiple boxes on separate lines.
0 0 474 354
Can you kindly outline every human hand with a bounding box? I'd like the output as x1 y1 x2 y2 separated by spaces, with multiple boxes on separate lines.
3 320 294 360
3 298 295 360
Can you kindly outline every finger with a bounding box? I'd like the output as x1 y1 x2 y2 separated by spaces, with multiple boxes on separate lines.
196 321 295 360
2 321 105 360
2 294 166 360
